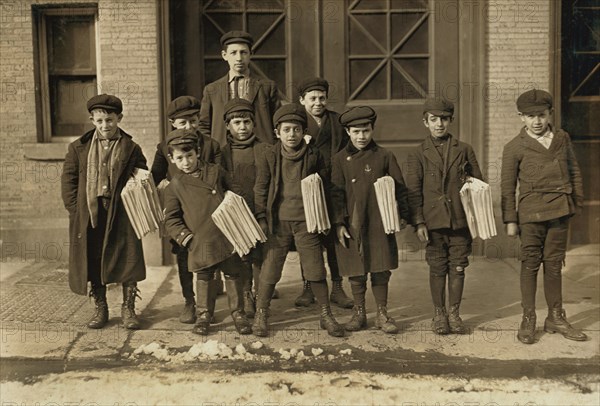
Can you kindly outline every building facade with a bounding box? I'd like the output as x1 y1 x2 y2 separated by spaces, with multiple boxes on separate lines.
1 0 597 265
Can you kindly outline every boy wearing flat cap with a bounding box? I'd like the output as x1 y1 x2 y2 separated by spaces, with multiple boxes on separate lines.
405 98 483 335
501 89 586 344
252 104 345 338
199 30 281 147
61 94 147 330
151 95 223 325
331 106 410 334
294 77 354 309
163 129 253 336
220 98 270 317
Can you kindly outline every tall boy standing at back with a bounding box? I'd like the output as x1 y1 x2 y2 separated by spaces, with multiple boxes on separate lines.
501 89 587 344
199 30 281 147
406 98 483 335
61 94 147 330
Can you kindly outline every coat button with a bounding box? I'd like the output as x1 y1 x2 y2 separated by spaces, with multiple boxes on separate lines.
346 156 352 161
77 233 82 239
212 190 217 194
351 179 356 183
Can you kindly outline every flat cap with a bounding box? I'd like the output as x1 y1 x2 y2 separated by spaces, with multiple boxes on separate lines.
298 77 329 96
223 98 255 120
273 104 307 126
87 94 123 114
339 106 377 127
220 30 254 48
166 128 198 146
516 89 553 114
423 98 454 117
168 96 201 119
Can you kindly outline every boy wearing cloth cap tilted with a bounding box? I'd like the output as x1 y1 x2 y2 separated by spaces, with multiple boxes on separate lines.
405 98 483 335
502 89 586 344
331 106 410 334
199 30 281 147
252 104 345 338
163 129 252 336
151 95 223 325
61 94 147 330
293 77 354 309
220 98 270 318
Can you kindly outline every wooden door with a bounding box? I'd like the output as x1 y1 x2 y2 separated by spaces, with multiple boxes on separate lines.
557 0 600 244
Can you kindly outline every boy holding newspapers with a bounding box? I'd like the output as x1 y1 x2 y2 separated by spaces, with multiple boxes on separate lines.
163 128 252 336
406 98 483 335
252 104 345 338
331 106 410 334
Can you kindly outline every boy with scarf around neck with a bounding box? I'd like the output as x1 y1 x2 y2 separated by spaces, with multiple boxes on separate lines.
252 104 345 338
163 129 252 336
151 95 223 325
220 98 270 318
293 77 354 310
405 98 483 335
502 89 586 344
61 94 147 330
331 106 410 334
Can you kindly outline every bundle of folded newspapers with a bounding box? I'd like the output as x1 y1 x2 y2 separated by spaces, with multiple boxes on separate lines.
374 176 402 234
301 173 331 234
459 177 497 240
211 191 267 256
121 168 164 239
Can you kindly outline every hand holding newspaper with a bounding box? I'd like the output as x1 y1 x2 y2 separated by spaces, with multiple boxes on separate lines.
211 191 267 256
121 168 165 239
459 177 497 240
301 173 331 234
374 176 402 234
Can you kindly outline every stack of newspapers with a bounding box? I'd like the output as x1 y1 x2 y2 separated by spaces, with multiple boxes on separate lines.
211 191 267 256
301 173 331 233
459 177 497 240
121 168 164 239
374 176 402 234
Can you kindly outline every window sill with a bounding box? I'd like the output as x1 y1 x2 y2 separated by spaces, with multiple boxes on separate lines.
23 142 71 161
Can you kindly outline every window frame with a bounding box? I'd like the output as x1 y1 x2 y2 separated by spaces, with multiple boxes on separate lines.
33 6 98 143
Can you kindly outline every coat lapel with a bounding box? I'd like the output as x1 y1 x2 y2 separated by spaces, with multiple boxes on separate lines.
178 164 216 191
218 74 229 105
445 136 461 172
247 76 260 103
422 136 444 171
519 128 552 155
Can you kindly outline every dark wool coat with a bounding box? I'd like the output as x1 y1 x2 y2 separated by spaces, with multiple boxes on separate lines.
405 134 483 230
198 74 281 147
221 139 268 213
254 142 329 235
501 127 583 224
163 162 235 272
61 129 147 295
150 132 222 184
305 109 349 174
330 142 410 276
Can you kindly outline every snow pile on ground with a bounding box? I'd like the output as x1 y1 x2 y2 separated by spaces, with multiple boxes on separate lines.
130 340 353 364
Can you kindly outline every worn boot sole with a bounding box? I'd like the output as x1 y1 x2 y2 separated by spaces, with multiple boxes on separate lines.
179 306 197 324
320 321 345 337
544 325 588 341
344 321 367 331
375 321 398 334
87 319 108 329
517 332 536 344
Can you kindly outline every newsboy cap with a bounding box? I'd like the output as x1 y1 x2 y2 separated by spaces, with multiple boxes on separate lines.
223 98 255 121
422 98 454 117
298 77 329 96
167 96 201 119
516 89 553 114
87 94 123 114
166 128 198 146
339 106 377 127
220 30 254 48
273 104 307 126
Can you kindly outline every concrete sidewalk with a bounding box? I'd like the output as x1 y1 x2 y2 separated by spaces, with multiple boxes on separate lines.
1 246 599 375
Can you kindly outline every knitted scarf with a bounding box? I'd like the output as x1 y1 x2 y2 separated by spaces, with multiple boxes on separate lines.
280 141 308 161
228 133 257 149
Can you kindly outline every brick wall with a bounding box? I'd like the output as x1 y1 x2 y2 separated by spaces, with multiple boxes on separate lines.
484 0 552 258
0 0 162 264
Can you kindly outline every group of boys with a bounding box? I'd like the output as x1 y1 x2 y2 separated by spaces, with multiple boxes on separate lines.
61 30 587 345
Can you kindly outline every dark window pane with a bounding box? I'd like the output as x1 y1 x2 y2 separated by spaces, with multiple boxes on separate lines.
247 0 284 10
391 0 429 10
394 58 428 91
205 0 243 10
202 13 244 55
353 14 388 51
248 13 285 54
50 77 97 136
354 0 388 10
203 59 228 84
350 59 387 100
48 16 94 73
391 13 427 53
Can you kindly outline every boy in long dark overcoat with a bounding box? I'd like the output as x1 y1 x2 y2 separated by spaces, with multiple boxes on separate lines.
331 106 410 334
405 98 483 335
163 129 252 336
252 104 344 338
220 98 269 317
294 77 353 309
61 94 147 330
501 89 586 344
151 95 222 324
198 30 281 147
